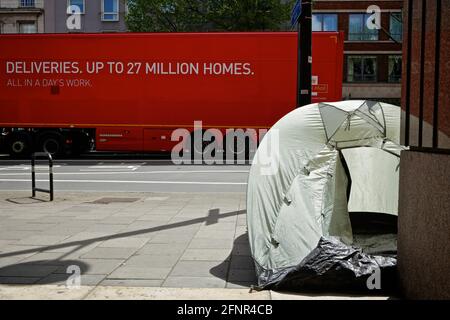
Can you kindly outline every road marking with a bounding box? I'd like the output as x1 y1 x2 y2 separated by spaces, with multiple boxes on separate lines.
81 165 140 172
0 179 246 185
0 166 30 171
0 165 61 171
0 170 249 176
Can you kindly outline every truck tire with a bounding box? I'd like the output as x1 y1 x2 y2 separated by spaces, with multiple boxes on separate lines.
38 133 63 155
8 133 31 158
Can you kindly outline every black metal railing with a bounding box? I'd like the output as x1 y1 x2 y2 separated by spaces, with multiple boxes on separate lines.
403 0 448 152
31 152 54 201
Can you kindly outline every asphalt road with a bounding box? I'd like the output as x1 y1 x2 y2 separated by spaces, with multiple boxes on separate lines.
0 158 250 193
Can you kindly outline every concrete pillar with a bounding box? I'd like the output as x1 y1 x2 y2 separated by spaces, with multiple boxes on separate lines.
398 150 450 299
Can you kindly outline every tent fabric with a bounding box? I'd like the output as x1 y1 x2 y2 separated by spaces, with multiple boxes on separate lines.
246 100 406 286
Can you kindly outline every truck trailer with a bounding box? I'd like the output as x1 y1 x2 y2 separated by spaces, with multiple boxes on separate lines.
0 32 343 157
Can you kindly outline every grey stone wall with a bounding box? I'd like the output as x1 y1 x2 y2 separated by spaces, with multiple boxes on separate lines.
398 150 450 299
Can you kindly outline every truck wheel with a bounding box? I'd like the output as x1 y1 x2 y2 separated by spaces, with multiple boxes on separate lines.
8 133 31 158
39 133 63 155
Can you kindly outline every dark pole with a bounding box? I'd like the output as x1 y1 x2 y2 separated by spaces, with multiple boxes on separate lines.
31 153 36 198
297 0 312 107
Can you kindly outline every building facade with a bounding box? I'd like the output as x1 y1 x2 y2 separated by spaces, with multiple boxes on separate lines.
45 0 128 33
312 0 403 104
0 0 44 33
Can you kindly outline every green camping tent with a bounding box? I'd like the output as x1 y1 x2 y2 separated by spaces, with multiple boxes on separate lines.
247 100 406 287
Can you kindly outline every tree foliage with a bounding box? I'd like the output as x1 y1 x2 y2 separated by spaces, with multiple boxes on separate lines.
126 0 294 32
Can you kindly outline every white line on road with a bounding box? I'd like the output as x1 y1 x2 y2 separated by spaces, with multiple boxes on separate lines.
0 170 249 176
0 179 247 185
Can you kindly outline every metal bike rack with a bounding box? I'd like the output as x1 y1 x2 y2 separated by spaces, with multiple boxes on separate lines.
31 152 54 201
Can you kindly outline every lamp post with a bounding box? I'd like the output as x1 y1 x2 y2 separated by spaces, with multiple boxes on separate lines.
297 1 312 107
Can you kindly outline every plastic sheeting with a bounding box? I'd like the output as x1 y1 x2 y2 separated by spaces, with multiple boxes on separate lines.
258 237 397 293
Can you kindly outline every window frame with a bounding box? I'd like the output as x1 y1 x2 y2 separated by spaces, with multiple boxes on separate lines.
347 55 378 83
388 55 402 83
389 12 403 42
312 13 338 32
18 21 37 34
102 0 120 22
67 0 85 15
348 13 379 41
20 0 36 8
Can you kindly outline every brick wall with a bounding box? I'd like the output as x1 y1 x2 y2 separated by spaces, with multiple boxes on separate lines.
401 0 450 148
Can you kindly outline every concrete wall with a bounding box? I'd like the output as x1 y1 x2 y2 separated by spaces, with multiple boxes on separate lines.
45 0 127 33
398 151 450 299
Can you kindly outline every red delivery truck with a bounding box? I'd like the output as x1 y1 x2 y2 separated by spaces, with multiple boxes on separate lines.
0 32 343 157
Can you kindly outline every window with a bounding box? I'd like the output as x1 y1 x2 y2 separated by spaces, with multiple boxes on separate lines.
67 0 85 14
102 0 119 21
390 12 403 42
312 14 338 31
348 14 378 41
388 56 402 83
19 22 37 34
20 0 35 8
347 56 377 82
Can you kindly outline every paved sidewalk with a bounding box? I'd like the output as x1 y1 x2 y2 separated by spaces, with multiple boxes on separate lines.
0 285 390 300
0 191 251 289
0 191 395 300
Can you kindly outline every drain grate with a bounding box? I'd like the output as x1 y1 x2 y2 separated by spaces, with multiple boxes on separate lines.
89 197 141 204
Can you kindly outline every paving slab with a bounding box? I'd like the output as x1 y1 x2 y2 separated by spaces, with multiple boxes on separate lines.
80 247 138 260
15 235 70 246
181 249 231 261
37 273 106 286
0 285 95 300
0 264 59 278
108 266 172 280
170 260 228 278
98 237 149 249
54 259 124 275
124 254 180 268
85 287 270 300
230 255 255 270
136 243 188 256
228 269 258 283
100 279 164 287
226 281 254 289
188 238 234 249
0 277 40 285
163 276 226 288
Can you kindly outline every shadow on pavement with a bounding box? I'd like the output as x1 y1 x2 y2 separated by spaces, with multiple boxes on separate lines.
6 197 48 205
0 260 89 285
0 209 247 260
210 233 258 288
